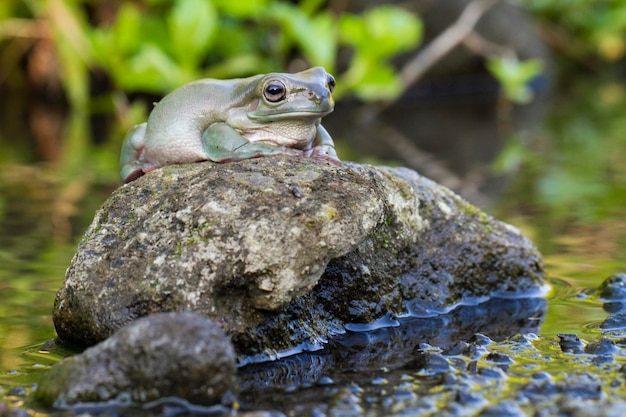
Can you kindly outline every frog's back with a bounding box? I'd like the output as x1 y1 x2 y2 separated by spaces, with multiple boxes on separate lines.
141 78 255 167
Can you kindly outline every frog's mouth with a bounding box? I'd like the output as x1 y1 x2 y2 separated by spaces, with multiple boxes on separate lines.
247 108 334 121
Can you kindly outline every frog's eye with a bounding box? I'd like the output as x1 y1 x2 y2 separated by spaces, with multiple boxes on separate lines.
327 74 336 93
264 81 287 103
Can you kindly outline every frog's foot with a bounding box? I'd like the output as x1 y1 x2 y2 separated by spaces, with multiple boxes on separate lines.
121 166 144 183
305 145 342 166
203 122 304 162
120 123 148 183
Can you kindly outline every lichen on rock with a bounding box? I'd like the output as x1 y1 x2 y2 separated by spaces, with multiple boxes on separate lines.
52 157 545 360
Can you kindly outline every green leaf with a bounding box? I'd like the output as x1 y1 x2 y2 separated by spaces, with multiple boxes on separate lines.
339 6 422 101
212 0 270 17
167 0 217 67
361 6 422 57
486 57 543 104
269 3 337 70
296 11 337 70
118 45 185 92
111 3 142 55
340 6 422 59
344 60 401 101
492 135 529 174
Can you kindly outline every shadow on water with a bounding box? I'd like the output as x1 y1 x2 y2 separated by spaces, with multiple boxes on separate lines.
238 297 546 391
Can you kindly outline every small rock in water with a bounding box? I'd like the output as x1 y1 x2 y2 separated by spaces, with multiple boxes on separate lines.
465 343 489 360
478 400 526 417
592 354 614 365
443 341 470 356
521 377 558 399
478 366 508 379
522 372 602 401
602 301 626 313
557 333 585 354
406 352 451 374
597 273 626 301
600 311 626 330
556 373 603 400
34 312 238 408
470 334 493 346
584 337 617 355
454 389 485 406
485 352 514 364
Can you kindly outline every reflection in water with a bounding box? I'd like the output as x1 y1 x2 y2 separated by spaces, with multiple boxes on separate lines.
238 297 546 392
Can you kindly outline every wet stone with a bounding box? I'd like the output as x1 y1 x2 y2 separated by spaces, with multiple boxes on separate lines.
485 352 514 364
454 389 485 406
531 371 553 382
556 373 603 400
443 341 470 356
449 357 467 370
478 400 526 417
470 334 493 346
442 372 458 385
602 301 626 313
584 337 617 355
597 273 626 301
478 366 507 379
406 352 451 374
465 343 489 360
521 377 558 399
557 333 585 354
592 354 614 366
34 312 238 408
522 373 603 401
600 312 626 330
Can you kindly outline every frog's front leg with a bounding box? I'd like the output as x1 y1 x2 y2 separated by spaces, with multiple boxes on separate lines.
304 124 341 165
202 122 303 162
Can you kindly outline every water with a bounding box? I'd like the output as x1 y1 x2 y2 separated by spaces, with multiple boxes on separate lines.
1 79 625 414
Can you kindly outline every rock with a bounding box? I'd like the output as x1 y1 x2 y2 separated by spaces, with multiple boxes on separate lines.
601 312 626 330
485 352 514 365
598 273 626 301
52 158 545 359
521 373 603 402
584 338 618 355
34 312 237 407
478 400 526 417
406 352 451 374
557 333 585 354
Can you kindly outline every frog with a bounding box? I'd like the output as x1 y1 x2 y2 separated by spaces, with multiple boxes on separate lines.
120 66 340 183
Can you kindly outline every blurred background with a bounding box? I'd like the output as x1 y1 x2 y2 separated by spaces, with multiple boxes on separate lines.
0 0 625 397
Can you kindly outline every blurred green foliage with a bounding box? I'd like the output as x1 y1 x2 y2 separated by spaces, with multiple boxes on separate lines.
486 57 543 104
521 0 626 63
1 0 625 225
0 0 423 183
0 0 423 109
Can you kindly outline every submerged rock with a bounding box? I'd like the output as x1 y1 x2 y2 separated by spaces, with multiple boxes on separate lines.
53 158 545 359
34 312 237 407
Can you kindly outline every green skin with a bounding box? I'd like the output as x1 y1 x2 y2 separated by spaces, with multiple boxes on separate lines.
120 66 340 183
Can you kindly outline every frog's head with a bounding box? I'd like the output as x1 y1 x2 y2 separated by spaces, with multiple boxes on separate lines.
247 67 335 122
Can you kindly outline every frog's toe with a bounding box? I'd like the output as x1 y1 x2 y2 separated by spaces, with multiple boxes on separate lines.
307 146 342 165
314 154 342 166
121 165 145 183
283 148 304 157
